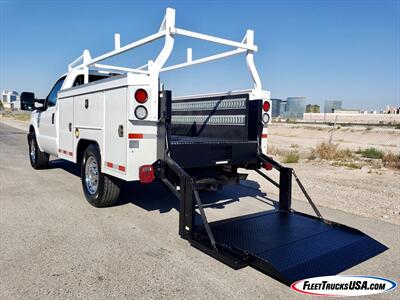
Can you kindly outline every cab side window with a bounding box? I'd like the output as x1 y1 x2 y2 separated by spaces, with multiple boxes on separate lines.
73 75 84 86
73 74 109 87
47 77 66 107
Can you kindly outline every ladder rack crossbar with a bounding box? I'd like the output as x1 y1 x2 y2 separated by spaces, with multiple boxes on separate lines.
67 7 262 92
160 48 246 72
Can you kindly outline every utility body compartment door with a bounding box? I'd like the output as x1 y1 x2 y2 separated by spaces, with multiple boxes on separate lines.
103 88 127 176
57 97 74 160
74 92 104 129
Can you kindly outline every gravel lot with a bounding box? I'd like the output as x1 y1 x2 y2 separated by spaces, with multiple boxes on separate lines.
269 123 400 153
265 123 400 225
246 162 400 225
0 119 399 299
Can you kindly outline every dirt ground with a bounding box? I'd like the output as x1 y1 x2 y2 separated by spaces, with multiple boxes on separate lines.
269 122 400 154
260 122 400 225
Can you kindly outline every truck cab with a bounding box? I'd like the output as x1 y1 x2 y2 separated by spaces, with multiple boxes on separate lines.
28 6 271 207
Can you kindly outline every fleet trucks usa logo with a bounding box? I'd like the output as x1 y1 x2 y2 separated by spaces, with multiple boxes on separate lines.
291 276 397 297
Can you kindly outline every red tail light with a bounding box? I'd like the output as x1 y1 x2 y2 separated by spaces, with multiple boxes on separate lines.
263 101 270 112
139 165 154 183
135 89 148 103
262 162 273 171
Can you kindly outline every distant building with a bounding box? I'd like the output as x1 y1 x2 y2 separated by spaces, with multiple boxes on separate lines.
279 101 287 117
324 100 342 113
333 109 361 114
271 98 283 117
1 90 20 110
303 112 400 124
306 104 320 113
286 97 306 119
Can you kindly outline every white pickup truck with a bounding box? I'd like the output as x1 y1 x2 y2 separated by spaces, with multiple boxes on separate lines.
25 8 386 286
27 8 270 207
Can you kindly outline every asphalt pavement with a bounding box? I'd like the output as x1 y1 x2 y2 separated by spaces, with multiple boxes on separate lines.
0 121 398 299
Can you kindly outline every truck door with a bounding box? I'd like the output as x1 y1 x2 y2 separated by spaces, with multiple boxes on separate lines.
37 76 65 156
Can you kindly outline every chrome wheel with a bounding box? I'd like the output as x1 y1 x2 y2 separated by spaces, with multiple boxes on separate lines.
30 138 36 162
85 156 99 195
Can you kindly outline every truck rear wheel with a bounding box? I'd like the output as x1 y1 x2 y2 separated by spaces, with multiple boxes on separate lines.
81 144 120 207
28 131 49 169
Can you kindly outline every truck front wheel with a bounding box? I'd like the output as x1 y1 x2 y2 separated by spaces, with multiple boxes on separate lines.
28 131 49 169
81 144 120 207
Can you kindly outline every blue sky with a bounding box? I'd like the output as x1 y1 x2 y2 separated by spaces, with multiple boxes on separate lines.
1 0 399 110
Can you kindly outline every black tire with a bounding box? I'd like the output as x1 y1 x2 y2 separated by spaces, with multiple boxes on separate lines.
81 144 120 207
28 131 49 169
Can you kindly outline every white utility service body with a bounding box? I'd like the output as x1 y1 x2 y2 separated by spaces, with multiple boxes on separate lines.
56 73 159 181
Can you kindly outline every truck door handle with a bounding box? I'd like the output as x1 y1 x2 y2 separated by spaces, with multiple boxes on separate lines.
68 123 72 132
118 125 124 137
52 113 55 124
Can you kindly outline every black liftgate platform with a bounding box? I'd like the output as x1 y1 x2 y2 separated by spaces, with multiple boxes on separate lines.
155 91 387 286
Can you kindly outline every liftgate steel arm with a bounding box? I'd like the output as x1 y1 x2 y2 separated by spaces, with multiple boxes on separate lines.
258 153 324 220
162 156 217 250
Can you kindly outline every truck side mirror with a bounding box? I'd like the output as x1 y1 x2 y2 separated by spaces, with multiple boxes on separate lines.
20 92 35 111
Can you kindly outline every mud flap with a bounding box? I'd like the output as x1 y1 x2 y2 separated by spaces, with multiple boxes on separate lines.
194 210 388 286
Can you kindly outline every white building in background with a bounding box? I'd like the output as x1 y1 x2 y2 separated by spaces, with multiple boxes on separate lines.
1 90 20 110
303 112 400 124
333 109 361 114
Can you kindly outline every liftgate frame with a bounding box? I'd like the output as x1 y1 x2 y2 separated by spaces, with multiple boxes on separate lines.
155 90 387 286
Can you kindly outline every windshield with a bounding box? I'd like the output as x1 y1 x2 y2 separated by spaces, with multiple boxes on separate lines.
47 76 66 107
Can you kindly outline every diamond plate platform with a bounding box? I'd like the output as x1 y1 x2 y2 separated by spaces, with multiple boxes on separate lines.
195 211 388 285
